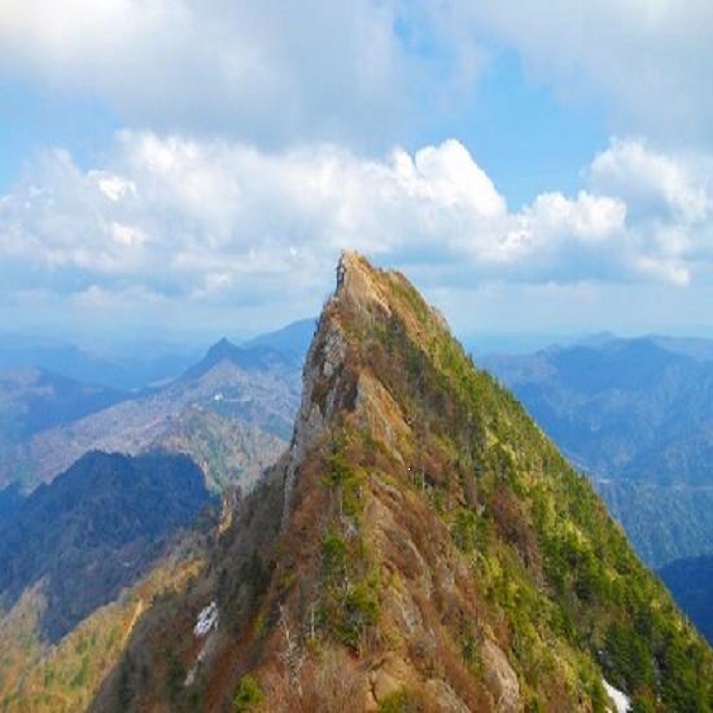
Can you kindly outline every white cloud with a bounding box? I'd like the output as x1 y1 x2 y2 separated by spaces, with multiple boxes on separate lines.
590 139 710 224
2 1 712 155
1 133 710 324
94 173 136 202
589 138 713 286
0 0 477 150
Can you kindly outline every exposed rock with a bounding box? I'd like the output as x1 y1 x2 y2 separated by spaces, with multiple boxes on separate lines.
355 372 411 462
482 638 522 712
283 317 348 521
338 250 393 318
424 678 470 712
382 579 424 637
368 653 414 703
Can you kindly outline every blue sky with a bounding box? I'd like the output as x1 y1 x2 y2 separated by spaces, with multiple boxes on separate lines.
1 1 712 345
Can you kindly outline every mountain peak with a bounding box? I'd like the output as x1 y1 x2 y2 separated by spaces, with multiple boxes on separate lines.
96 253 713 713
335 250 392 315
277 252 713 710
283 251 439 517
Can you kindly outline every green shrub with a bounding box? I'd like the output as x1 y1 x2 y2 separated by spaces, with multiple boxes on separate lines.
233 674 263 712
377 687 422 712
321 529 347 579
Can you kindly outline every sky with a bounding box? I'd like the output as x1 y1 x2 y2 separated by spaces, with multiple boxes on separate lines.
1 1 712 347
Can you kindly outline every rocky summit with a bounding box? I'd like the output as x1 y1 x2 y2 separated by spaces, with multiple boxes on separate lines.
94 252 713 712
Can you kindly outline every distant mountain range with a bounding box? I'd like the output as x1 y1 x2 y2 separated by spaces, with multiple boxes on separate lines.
6 324 711 570
0 367 126 444
0 450 212 643
0 325 311 494
483 337 713 486
483 335 713 645
0 320 316 393
242 317 316 358
482 336 713 567
0 335 203 391
0 323 312 711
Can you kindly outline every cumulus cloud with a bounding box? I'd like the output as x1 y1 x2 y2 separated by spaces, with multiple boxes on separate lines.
1 133 710 324
588 139 712 285
590 139 709 224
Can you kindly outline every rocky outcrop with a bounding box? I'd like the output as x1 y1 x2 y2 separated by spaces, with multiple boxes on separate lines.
482 638 521 713
283 251 398 519
282 309 349 521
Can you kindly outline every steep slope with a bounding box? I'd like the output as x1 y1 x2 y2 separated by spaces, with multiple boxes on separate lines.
95 253 713 712
483 340 713 567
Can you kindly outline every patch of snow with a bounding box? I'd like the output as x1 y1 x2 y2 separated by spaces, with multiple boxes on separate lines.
194 601 219 637
603 678 631 713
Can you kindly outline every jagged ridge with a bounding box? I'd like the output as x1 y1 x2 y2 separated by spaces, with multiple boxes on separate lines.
95 252 713 713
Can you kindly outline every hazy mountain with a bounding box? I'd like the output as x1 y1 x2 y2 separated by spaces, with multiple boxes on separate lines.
0 367 126 443
0 335 202 391
482 338 713 483
182 337 301 382
93 253 712 712
0 483 24 526
0 336 302 493
0 450 211 643
483 337 713 567
242 318 316 359
649 335 713 362
0 319 315 393
594 480 713 568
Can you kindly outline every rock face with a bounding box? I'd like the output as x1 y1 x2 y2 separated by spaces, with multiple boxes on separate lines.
94 252 713 713
283 308 348 521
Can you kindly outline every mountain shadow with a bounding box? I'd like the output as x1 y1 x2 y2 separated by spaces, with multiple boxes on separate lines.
0 450 212 642
660 554 713 646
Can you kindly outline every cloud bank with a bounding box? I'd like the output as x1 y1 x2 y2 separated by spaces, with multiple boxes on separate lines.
1 134 710 325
